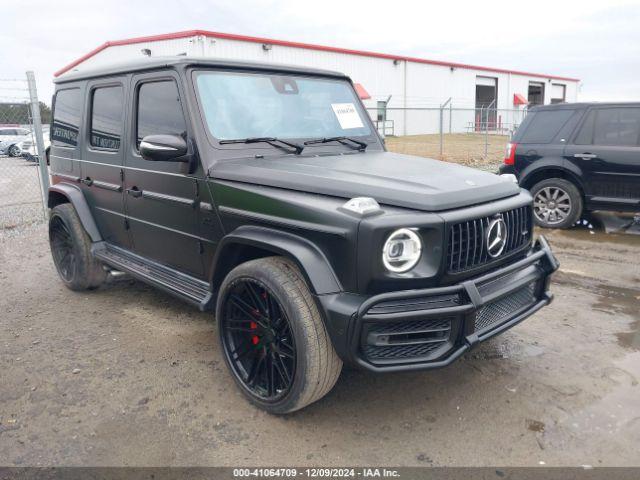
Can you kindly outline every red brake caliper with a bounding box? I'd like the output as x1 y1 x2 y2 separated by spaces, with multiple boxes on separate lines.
250 317 259 345
250 291 268 346
251 291 268 346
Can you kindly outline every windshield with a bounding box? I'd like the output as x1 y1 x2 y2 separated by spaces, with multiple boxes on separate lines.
195 71 372 141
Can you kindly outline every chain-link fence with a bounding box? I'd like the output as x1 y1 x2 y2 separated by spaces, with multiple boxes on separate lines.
0 72 49 238
368 106 528 172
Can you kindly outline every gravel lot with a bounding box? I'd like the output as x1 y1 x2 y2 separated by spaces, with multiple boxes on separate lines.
0 213 638 467
386 133 509 171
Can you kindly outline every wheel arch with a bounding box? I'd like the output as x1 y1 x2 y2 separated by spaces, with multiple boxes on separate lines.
210 226 343 297
520 166 585 196
48 183 102 242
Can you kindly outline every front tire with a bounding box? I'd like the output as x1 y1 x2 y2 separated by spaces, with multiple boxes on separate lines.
8 145 21 157
216 257 342 414
531 178 583 229
49 203 106 291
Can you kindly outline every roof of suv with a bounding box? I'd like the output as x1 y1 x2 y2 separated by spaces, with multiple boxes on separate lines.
54 56 349 84
531 102 640 111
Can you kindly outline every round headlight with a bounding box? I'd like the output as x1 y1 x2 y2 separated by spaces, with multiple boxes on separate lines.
382 228 422 273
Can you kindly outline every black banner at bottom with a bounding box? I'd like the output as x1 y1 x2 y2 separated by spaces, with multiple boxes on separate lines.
1 467 640 480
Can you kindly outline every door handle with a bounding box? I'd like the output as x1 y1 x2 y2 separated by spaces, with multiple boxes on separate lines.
81 177 93 186
126 187 142 198
574 153 597 160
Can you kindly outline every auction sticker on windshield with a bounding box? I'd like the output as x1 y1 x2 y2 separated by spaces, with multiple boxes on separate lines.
331 103 364 129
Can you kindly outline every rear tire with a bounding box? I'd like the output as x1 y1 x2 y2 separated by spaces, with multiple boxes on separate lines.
216 257 342 414
531 178 583 229
49 203 107 291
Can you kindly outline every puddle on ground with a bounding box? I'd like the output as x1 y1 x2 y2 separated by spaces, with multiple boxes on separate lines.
616 321 640 351
590 283 640 351
470 337 546 360
554 211 640 247
543 352 640 445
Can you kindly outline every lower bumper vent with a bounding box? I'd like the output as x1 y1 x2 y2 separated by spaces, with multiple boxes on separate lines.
363 341 446 361
475 282 537 333
362 317 453 362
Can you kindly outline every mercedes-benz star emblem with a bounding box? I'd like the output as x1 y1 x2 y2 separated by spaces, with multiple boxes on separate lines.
486 217 508 258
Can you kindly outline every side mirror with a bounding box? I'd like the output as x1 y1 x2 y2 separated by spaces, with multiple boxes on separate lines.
139 134 188 162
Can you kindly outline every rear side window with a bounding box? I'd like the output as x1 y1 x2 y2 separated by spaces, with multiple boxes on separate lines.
136 80 187 147
90 86 124 150
516 110 575 144
52 88 82 147
593 108 640 146
574 110 596 145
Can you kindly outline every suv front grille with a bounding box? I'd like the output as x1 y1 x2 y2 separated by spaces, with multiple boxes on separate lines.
475 282 537 332
446 205 532 273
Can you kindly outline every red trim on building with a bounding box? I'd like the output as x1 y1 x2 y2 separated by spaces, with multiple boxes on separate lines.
354 83 371 100
513 93 529 106
54 29 580 82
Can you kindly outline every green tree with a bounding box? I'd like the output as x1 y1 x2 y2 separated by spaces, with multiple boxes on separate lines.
0 101 51 126
39 102 52 124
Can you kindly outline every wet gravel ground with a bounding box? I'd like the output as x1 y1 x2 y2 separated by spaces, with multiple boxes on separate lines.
0 214 638 467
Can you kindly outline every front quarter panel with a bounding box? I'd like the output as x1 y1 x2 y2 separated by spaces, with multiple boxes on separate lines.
208 179 361 292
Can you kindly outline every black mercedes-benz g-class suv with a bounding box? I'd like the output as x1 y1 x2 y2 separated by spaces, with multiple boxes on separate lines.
47 57 558 413
500 102 640 229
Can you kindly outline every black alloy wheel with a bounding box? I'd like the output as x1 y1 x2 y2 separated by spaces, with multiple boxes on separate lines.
220 278 296 402
48 203 107 290
50 215 77 282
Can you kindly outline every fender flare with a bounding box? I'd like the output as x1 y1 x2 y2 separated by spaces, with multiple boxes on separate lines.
520 162 586 192
211 225 342 296
48 183 102 242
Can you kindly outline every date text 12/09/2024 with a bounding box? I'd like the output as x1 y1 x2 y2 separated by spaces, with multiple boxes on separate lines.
233 468 400 478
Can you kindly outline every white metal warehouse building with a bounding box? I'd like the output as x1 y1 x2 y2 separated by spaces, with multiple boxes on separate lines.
55 30 580 136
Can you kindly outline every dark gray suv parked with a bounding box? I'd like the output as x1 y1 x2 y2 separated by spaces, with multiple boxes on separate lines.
47 57 558 413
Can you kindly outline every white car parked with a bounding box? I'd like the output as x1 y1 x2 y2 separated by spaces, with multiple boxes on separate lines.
0 127 32 156
20 127 50 163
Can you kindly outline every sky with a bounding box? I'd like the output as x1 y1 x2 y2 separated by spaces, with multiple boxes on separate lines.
2 0 640 105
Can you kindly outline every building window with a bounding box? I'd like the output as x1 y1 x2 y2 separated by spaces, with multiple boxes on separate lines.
52 88 81 147
550 84 566 104
376 101 387 122
528 82 545 106
90 86 124 150
475 76 498 130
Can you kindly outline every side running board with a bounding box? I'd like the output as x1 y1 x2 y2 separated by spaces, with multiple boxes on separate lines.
92 242 213 310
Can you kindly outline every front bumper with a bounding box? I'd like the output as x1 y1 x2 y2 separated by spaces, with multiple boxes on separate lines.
319 236 559 372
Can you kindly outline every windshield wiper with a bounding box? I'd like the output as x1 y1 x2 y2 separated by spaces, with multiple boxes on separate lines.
219 137 303 155
303 136 368 151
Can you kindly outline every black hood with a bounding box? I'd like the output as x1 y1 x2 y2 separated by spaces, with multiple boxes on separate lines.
210 151 520 212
